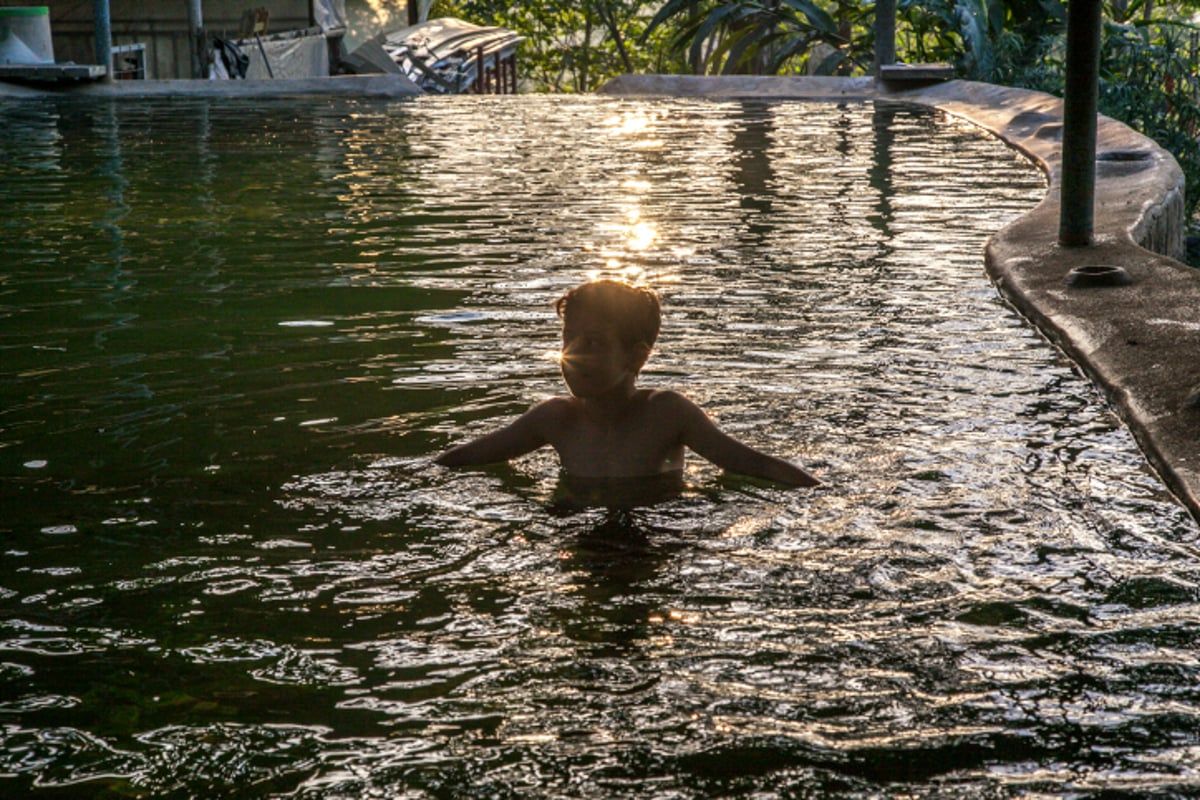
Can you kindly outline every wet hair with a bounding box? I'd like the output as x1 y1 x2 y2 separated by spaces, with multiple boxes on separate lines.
555 279 661 350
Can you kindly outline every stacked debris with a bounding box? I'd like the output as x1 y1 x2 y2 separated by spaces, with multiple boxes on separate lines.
342 18 521 94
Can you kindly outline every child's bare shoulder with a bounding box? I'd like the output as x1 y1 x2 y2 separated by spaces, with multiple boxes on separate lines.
642 389 705 418
528 394 578 417
643 388 687 403
524 395 585 429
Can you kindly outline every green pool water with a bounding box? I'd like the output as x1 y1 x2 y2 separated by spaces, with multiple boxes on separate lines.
1 95 1198 798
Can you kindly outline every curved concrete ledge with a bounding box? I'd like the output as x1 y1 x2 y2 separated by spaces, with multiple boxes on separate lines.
0 73 422 100
599 75 1200 522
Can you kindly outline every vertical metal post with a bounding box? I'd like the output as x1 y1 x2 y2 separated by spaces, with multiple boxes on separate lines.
874 0 897 78
187 0 206 79
1059 0 1103 247
93 0 113 80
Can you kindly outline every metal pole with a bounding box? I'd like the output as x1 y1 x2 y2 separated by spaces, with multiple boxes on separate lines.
187 0 206 79
874 0 897 78
93 0 113 80
1059 0 1103 247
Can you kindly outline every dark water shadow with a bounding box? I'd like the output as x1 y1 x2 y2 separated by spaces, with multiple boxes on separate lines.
541 474 696 655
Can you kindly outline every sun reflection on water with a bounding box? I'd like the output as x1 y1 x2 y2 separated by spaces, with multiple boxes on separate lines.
3 95 1199 800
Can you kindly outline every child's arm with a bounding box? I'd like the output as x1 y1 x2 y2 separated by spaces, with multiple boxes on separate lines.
434 399 561 467
669 392 821 487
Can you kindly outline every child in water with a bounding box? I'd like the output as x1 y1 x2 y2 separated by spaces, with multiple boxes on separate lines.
435 279 820 487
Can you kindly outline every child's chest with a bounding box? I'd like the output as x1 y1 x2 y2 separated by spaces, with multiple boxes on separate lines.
552 408 683 476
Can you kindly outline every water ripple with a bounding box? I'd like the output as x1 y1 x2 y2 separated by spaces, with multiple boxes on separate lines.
1 95 1197 799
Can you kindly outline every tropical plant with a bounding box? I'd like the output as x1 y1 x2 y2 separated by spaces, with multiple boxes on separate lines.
1096 17 1200 223
436 0 682 91
894 0 1066 81
640 0 877 75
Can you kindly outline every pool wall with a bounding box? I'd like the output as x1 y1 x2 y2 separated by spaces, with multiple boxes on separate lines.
601 75 1200 522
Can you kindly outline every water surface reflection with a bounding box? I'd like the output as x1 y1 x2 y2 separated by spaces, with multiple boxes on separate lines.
1 96 1198 798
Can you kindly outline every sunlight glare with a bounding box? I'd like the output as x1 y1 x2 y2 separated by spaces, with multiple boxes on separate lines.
604 108 664 149
604 109 653 136
627 220 657 251
618 265 646 282
364 0 397 26
583 265 650 286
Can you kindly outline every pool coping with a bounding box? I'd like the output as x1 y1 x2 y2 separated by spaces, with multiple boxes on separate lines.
599 75 1200 523
0 73 423 99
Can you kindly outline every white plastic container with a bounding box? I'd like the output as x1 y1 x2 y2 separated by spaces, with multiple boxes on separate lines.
0 7 55 65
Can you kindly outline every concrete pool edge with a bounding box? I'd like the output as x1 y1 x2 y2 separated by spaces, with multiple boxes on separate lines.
600 75 1200 523
0 73 422 100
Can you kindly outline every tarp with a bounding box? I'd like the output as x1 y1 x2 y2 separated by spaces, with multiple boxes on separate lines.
237 28 329 80
313 0 347 34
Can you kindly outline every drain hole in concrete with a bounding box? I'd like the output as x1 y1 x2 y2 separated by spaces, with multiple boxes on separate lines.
1097 150 1153 162
1065 264 1132 288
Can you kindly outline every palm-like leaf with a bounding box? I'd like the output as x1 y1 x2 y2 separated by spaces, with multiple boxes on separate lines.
642 0 862 75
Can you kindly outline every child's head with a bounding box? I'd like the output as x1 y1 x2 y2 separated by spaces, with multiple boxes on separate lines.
555 279 661 351
555 280 661 398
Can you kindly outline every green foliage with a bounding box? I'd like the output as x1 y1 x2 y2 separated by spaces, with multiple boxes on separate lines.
895 0 1065 81
1097 19 1200 221
436 0 686 91
641 0 876 75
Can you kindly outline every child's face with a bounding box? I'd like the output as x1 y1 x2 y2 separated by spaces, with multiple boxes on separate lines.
559 311 643 400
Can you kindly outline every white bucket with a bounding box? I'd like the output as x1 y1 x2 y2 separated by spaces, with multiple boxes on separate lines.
0 6 55 65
